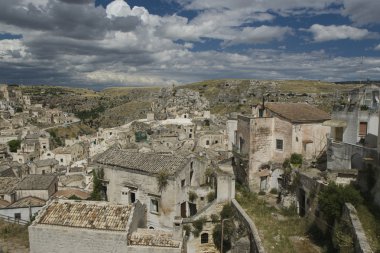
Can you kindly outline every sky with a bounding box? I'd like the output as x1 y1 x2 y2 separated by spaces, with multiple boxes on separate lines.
0 0 379 89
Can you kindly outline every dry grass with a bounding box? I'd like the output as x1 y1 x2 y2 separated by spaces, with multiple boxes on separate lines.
236 185 321 253
356 204 380 251
0 220 29 250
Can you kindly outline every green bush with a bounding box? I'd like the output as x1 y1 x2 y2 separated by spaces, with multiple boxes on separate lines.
207 191 216 202
188 191 198 202
156 169 169 192
7 139 21 152
220 204 234 219
270 188 278 194
183 224 191 236
290 153 303 165
211 214 220 223
258 191 266 195
212 220 234 252
318 183 363 223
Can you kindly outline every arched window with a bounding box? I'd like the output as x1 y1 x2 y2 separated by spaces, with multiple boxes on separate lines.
201 233 209 244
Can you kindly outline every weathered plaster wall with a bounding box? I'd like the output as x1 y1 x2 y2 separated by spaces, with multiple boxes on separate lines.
227 120 237 151
29 225 129 253
104 166 177 229
0 206 42 222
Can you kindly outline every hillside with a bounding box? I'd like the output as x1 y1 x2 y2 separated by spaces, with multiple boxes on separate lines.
20 80 362 129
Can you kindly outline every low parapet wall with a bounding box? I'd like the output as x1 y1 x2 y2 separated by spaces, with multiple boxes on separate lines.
343 203 373 253
231 199 265 253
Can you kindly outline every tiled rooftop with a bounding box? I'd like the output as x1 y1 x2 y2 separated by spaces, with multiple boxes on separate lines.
129 228 181 248
265 102 330 123
53 189 90 200
38 200 132 231
0 177 20 194
16 174 57 190
94 148 189 175
8 196 46 208
34 159 59 167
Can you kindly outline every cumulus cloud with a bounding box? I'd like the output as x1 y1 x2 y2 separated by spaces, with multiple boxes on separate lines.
341 0 380 25
0 0 380 87
306 24 379 42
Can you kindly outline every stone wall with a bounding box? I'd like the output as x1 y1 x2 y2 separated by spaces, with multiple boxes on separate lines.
231 199 265 253
29 224 129 253
342 203 373 253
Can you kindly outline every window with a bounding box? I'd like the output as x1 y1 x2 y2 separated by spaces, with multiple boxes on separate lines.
201 233 209 244
359 122 367 137
14 213 21 220
181 179 185 187
60 158 63 163
47 153 51 156
276 139 283 151
215 140 218 144
189 134 192 138
206 140 210 145
42 170 45 174
43 145 46 149
150 199 159 213
109 132 112 136
190 129 193 132
190 161 193 169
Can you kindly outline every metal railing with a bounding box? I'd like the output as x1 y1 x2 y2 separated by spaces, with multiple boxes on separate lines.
0 214 29 225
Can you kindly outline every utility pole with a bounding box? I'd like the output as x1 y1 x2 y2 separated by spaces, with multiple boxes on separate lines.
220 218 231 253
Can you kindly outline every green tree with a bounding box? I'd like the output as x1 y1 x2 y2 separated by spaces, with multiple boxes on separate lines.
90 168 104 200
7 140 21 152
318 183 363 223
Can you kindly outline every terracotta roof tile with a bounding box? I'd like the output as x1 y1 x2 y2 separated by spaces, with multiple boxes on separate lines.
265 102 330 123
0 177 20 194
38 200 132 231
129 228 181 248
94 148 189 175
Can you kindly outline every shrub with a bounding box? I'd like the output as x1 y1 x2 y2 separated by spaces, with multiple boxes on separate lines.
290 153 303 165
183 224 191 236
157 169 169 192
258 191 266 195
220 204 234 219
211 214 220 223
7 140 21 152
188 191 198 202
270 188 278 194
192 216 207 237
207 191 216 202
318 183 363 223
212 220 234 252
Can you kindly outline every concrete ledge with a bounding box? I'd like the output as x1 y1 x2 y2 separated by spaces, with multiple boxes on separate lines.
231 199 265 253
343 203 373 253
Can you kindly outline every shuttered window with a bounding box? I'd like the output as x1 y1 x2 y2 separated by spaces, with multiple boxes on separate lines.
359 122 367 137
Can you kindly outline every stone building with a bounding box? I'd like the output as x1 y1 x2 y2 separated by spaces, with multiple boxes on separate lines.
29 159 59 174
0 196 46 222
0 177 20 204
29 199 181 253
15 174 58 200
92 148 211 230
234 102 330 191
327 84 380 171
52 143 86 166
